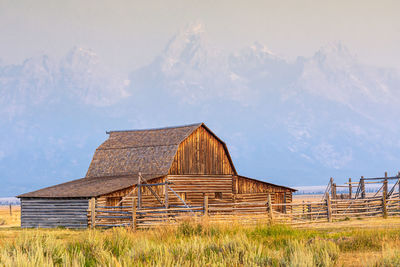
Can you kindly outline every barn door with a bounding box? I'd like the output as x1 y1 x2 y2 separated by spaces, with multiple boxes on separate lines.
275 193 285 213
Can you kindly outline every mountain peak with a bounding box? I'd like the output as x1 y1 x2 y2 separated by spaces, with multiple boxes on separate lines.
184 22 205 35
250 42 275 56
64 47 100 68
315 42 354 61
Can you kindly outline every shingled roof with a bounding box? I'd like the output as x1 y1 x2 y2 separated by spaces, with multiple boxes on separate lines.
18 123 239 198
19 123 205 198
85 123 204 178
18 174 162 198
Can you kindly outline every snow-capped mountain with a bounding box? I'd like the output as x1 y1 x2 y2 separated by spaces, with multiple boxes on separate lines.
130 23 400 175
1 23 400 197
0 47 130 120
0 55 58 119
60 47 130 107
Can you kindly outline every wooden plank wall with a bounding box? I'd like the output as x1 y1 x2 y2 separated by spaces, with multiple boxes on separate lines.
168 175 233 206
98 175 293 210
233 176 293 211
98 177 166 208
21 198 89 228
168 126 235 175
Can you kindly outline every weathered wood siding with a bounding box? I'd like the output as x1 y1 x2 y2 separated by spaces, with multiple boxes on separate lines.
169 126 235 175
233 176 293 212
168 175 233 206
99 175 234 208
21 198 89 228
98 177 166 208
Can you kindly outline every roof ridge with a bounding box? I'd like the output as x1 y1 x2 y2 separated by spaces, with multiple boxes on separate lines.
106 122 203 134
97 143 179 151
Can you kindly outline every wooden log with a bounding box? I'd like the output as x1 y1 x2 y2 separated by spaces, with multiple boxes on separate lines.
204 195 209 217
132 197 137 230
398 177 400 211
138 174 142 209
383 188 388 219
267 194 273 220
383 179 388 199
90 197 96 229
326 193 332 222
361 177 366 199
349 178 352 199
164 178 169 208
333 183 337 199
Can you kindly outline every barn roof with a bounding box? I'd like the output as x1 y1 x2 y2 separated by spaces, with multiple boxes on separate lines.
17 174 161 198
237 175 297 192
18 123 238 198
85 122 236 178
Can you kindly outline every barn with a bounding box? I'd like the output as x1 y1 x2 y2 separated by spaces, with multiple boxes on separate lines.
18 123 295 228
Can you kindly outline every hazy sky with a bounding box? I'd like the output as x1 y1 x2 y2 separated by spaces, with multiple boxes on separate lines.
0 0 399 72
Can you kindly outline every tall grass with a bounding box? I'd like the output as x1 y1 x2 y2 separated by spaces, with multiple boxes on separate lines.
2 220 400 266
0 223 341 267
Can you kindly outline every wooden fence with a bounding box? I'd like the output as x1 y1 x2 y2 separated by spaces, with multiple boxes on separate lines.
87 192 400 228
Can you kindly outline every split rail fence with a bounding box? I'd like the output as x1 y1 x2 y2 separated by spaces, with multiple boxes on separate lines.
87 191 400 229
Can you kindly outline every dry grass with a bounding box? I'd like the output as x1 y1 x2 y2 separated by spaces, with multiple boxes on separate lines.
2 205 400 266
293 194 326 203
0 206 20 228
1 218 400 266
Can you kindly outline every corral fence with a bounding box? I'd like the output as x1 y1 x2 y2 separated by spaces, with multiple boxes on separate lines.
88 188 400 228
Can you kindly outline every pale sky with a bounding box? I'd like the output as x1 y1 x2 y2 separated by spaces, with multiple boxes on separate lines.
0 0 399 72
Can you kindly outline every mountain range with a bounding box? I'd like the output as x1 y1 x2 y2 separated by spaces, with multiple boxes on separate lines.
1 23 399 196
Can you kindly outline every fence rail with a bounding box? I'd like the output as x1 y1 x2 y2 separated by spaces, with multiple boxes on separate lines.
87 192 400 229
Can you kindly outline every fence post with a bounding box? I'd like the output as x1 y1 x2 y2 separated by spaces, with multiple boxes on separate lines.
326 193 332 222
9 204 12 216
308 203 312 220
398 171 400 196
330 177 334 198
283 192 287 214
203 195 209 217
349 178 352 199
132 197 137 230
267 194 273 220
90 197 96 229
164 178 169 209
332 183 337 199
398 172 400 211
383 180 388 219
361 176 366 199
138 174 142 209
383 178 388 199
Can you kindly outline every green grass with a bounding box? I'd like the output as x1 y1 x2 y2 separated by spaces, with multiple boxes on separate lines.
1 221 400 266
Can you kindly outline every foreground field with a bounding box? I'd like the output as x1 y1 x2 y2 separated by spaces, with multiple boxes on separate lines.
1 218 400 266
0 205 20 227
2 205 400 266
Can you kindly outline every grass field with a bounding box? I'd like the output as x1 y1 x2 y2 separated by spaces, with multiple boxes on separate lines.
0 205 20 228
2 206 400 266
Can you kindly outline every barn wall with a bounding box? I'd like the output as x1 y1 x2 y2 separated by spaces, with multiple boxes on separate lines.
96 175 293 213
167 175 234 206
20 198 89 228
97 175 234 208
98 176 166 208
169 126 235 175
233 176 293 209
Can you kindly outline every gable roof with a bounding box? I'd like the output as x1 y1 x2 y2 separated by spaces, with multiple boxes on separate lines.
85 123 236 178
18 174 161 198
18 123 239 198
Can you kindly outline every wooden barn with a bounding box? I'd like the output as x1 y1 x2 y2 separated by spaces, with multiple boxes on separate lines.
18 123 295 228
